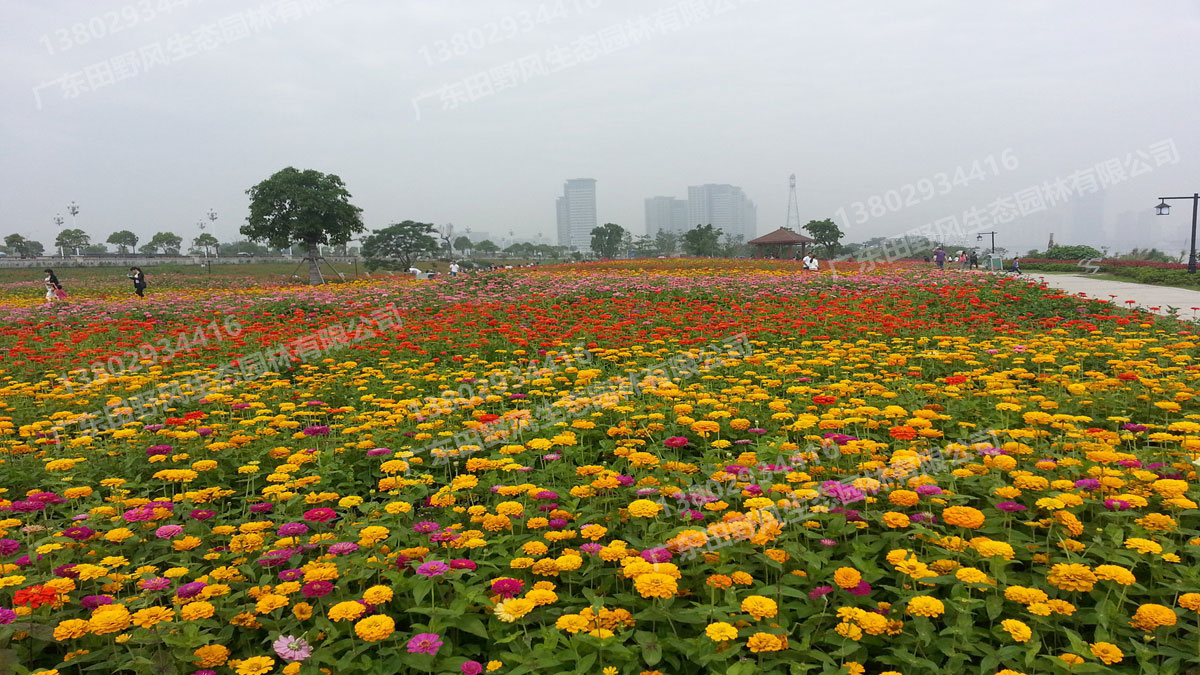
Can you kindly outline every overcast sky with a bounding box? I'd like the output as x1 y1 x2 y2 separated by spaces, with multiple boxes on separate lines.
3 0 1199 254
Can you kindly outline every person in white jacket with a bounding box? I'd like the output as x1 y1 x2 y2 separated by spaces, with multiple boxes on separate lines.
806 256 819 272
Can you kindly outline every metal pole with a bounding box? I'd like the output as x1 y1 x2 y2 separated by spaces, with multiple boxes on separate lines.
1189 193 1198 275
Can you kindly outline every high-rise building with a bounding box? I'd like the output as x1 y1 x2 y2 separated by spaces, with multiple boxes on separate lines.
687 184 757 241
556 178 597 250
644 197 689 236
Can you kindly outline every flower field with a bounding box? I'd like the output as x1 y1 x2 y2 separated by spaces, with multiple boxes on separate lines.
1 260 1197 675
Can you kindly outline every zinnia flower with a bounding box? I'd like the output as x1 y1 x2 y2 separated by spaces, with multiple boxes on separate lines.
272 635 312 662
407 632 443 655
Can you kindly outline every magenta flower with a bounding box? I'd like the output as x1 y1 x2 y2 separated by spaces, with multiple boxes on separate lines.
328 542 359 555
490 578 523 598
302 581 334 598
462 661 484 675
302 425 331 436
0 609 16 625
138 577 172 591
273 634 313 662
664 436 690 448
449 559 477 571
641 548 672 563
996 501 1026 513
155 525 183 539
416 561 450 578
303 507 337 523
413 521 440 533
809 585 834 599
278 522 309 536
407 632 443 655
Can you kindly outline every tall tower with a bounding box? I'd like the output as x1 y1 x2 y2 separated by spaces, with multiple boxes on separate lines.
785 174 801 231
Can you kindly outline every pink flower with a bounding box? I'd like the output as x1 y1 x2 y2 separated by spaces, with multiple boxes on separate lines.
416 561 450 577
273 634 312 662
407 632 443 655
155 525 182 539
303 507 337 523
462 660 484 675
664 436 690 448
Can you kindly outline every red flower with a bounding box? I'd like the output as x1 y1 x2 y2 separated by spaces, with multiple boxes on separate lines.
812 395 837 405
14 585 58 609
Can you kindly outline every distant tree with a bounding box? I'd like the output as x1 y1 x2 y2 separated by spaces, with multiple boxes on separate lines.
620 230 634 258
222 240 272 257
82 244 107 255
632 234 656 258
107 230 139 254
803 218 844 257
681 224 723 257
590 223 625 259
55 228 90 255
138 242 158 255
654 230 679 256
720 234 746 258
4 234 44 258
1027 244 1103 261
242 167 365 284
475 240 499 255
146 232 183 255
360 221 438 271
453 235 473 256
437 225 456 256
1117 248 1172 263
193 233 219 257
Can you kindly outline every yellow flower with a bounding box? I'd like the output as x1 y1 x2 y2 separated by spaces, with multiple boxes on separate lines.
634 573 677 599
556 614 589 633
740 595 778 621
1179 593 1200 611
905 596 945 618
942 506 985 528
1046 563 1096 592
53 619 90 641
235 655 276 675
181 601 215 620
494 598 535 622
354 614 395 641
192 645 230 667
363 585 393 605
1000 619 1031 642
627 499 662 518
1130 603 1177 631
1090 641 1123 665
833 567 862 590
745 632 786 653
705 621 738 641
130 606 174 630
328 601 366 622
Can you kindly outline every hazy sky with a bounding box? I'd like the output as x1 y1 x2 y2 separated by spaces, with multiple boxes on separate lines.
3 0 1199 254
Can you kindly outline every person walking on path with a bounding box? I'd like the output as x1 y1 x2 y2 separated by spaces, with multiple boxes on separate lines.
1010 257 1022 275
127 267 147 297
969 251 979 269
933 247 947 269
43 269 64 302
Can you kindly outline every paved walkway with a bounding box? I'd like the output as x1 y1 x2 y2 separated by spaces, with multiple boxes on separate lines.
1025 273 1200 319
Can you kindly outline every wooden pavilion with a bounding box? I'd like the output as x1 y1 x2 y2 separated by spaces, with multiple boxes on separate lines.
747 227 816 259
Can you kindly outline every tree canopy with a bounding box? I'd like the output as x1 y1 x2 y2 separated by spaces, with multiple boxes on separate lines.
242 167 365 283
590 223 625 259
360 221 439 271
803 218 844 257
55 229 90 254
4 234 44 258
681 224 722 257
107 230 139 253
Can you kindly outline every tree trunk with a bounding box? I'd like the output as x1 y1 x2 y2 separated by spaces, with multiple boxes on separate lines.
306 244 324 285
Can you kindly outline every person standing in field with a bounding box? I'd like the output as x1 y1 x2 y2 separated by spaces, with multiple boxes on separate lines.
127 267 147 297
969 251 979 269
933 247 947 269
43 269 64 302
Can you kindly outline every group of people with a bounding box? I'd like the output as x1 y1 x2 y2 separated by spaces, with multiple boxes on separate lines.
41 267 147 303
798 253 820 271
930 247 1020 274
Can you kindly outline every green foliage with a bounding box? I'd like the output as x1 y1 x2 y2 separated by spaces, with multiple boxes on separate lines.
146 232 183 255
55 228 90 252
590 223 626 259
106 230 139 253
4 234 44 258
681 224 723 257
360 221 439 271
1028 244 1103 260
803 218 844 257
243 167 365 283
654 230 679 255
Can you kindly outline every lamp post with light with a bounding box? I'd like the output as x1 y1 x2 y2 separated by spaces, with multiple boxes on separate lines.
1155 194 1197 274
976 231 997 254
53 213 65 258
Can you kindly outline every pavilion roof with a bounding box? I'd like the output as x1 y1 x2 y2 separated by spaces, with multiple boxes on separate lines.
747 227 816 245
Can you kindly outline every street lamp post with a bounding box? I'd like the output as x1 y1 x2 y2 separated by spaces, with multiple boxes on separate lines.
1154 193 1198 274
976 231 997 254
53 214 65 257
66 201 80 255
207 209 218 257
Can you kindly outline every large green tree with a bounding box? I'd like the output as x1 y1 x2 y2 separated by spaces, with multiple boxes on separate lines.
193 233 220 257
681 224 722 257
803 218 844 257
360 221 439 271
107 230 139 253
453 235 473 256
475 240 499 255
146 232 183 255
654 230 679 256
590 223 625 259
55 228 90 255
4 234 44 258
242 167 365 284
